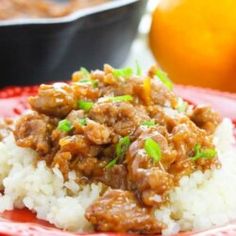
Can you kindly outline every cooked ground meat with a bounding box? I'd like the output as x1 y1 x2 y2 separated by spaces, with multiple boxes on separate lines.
83 120 111 145
13 65 221 233
85 189 163 234
127 126 175 206
89 102 149 136
29 83 77 118
52 151 72 177
14 112 58 155
190 105 222 134
95 164 128 189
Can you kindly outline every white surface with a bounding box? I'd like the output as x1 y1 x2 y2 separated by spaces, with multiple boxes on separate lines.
124 36 155 70
124 0 160 70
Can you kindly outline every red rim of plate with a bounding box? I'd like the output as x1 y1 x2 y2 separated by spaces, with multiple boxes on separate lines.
0 85 236 236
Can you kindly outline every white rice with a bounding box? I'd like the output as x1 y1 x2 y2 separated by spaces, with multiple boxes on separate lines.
0 118 235 235
0 133 102 232
155 118 236 235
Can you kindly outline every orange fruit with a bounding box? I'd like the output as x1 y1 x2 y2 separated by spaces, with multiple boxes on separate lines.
149 0 236 92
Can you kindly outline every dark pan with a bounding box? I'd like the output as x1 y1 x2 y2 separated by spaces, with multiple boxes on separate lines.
0 0 147 87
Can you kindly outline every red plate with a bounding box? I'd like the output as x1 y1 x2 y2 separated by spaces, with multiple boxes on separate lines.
0 85 236 236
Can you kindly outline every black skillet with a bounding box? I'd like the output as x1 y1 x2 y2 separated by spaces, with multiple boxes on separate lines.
0 0 147 87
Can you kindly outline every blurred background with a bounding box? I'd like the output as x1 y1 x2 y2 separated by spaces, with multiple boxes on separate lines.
0 0 236 92
127 0 236 92
125 0 157 69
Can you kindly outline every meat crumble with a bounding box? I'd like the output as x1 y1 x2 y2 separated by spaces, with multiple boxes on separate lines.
13 65 221 233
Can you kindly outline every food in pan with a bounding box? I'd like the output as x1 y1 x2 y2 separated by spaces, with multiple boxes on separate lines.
0 65 235 235
0 0 108 20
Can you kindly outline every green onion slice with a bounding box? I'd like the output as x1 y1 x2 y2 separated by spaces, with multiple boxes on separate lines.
106 136 131 168
156 69 173 91
77 67 98 88
78 78 98 88
91 80 99 88
79 79 91 84
58 119 73 132
79 118 87 126
106 159 117 169
136 61 142 76
142 120 156 127
80 67 90 80
115 136 131 159
191 144 217 161
144 138 161 163
113 67 133 79
108 95 133 103
77 100 94 112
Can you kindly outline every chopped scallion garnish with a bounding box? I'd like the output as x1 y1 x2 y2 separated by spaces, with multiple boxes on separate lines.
113 67 133 79
108 95 133 103
106 136 131 168
58 119 73 132
105 159 117 169
80 67 90 80
142 120 156 127
156 69 173 91
144 138 161 163
79 118 87 126
78 100 94 112
115 136 131 159
91 80 99 88
78 79 98 88
191 144 217 161
136 61 142 76
79 78 91 83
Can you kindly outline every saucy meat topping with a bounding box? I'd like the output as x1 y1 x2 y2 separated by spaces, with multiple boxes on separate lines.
0 0 108 20
86 189 164 233
13 65 221 233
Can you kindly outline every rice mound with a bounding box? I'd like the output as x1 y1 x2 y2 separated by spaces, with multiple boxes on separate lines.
155 119 236 235
0 133 102 232
0 118 235 235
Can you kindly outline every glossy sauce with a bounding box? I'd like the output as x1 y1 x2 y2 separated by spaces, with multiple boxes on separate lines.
12 64 221 233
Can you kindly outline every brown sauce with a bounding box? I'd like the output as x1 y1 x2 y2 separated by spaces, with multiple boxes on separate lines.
13 64 221 233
